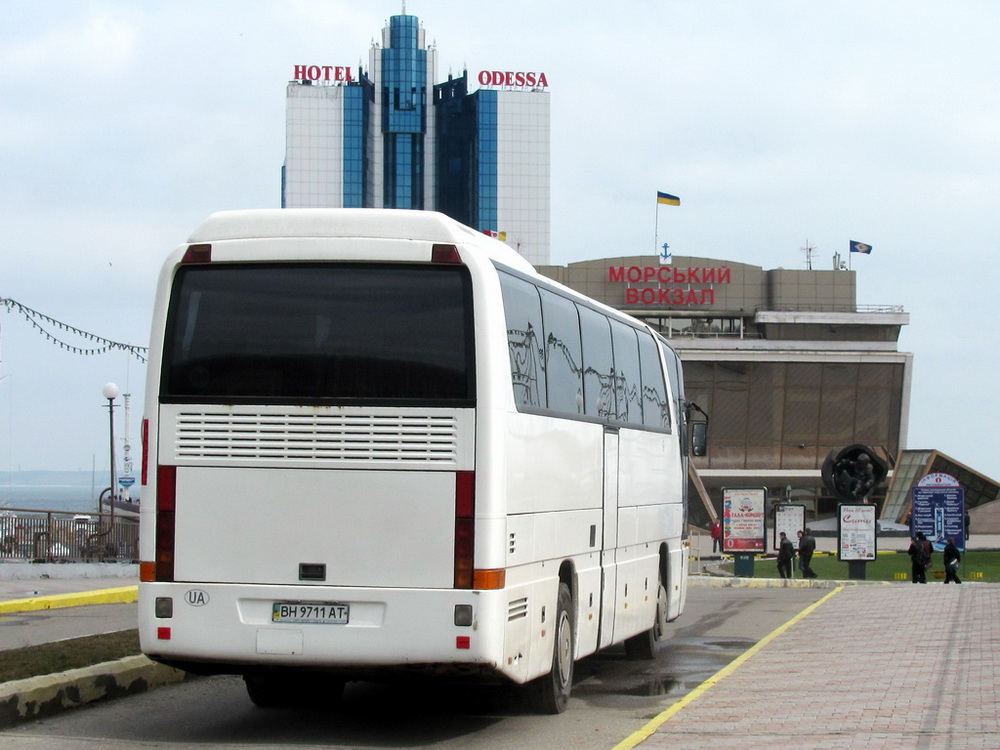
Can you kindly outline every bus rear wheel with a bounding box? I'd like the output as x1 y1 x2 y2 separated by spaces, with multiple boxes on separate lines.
529 582 574 714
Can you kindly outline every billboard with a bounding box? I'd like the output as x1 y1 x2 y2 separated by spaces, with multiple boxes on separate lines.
723 488 766 553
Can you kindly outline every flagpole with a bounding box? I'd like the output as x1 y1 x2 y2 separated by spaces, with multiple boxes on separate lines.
654 201 660 257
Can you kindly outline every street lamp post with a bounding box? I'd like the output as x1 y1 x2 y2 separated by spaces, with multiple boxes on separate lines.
102 383 119 530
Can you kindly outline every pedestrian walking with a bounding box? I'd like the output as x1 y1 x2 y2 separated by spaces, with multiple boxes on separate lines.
907 532 931 584
797 528 817 578
943 537 962 584
777 531 794 579
710 519 723 555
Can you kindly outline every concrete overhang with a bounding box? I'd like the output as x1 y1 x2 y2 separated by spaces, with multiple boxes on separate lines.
696 469 821 492
755 310 910 327
671 340 907 354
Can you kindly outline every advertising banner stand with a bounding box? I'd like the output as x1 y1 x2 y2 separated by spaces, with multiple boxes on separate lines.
838 504 878 579
723 488 767 578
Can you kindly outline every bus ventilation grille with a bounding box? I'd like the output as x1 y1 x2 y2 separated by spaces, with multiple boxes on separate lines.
173 411 460 464
507 598 529 622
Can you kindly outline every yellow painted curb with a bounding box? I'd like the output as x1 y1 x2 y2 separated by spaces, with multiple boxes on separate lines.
611 586 845 750
0 586 138 614
0 654 186 727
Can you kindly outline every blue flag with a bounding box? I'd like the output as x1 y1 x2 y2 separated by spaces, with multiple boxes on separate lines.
850 240 872 254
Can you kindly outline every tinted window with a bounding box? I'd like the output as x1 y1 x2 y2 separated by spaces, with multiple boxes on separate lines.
539 288 583 415
578 305 615 419
498 273 546 408
611 323 642 425
638 331 670 430
161 263 473 404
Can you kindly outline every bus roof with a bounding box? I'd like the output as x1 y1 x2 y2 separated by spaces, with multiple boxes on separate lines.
187 208 536 274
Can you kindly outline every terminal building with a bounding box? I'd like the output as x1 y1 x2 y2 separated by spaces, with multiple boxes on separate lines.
536 254 995 529
539 256 913 524
280 13 998 530
281 12 551 265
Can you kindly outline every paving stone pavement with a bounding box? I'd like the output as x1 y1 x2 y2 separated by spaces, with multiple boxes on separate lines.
619 584 1000 750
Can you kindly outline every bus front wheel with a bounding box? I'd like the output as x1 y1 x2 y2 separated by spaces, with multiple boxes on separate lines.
529 582 574 714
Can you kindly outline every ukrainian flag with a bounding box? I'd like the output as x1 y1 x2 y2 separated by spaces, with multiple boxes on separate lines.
657 191 680 206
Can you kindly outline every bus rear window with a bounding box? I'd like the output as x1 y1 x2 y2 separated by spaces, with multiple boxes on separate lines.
160 263 474 404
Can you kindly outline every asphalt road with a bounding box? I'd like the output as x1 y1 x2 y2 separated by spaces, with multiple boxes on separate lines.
0 584 827 750
0 602 137 650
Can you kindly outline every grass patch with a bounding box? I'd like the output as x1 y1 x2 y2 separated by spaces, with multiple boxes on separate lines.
0 630 140 684
719 550 1000 582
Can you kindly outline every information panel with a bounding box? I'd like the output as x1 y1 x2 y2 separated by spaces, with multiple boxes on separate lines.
723 487 766 553
838 504 878 561
773 504 806 552
911 473 965 552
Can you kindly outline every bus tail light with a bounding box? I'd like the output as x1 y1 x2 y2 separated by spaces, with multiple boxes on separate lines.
473 568 506 590
454 471 475 589
141 419 149 486
151 465 176 582
431 243 461 264
182 243 212 264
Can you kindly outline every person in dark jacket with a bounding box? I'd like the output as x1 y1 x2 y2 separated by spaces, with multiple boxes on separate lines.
943 537 962 584
797 528 817 578
777 532 795 579
907 532 931 583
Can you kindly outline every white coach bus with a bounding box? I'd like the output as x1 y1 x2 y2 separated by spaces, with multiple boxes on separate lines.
138 209 696 713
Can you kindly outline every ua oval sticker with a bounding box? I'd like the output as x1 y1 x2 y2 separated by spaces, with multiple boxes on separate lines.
185 589 209 606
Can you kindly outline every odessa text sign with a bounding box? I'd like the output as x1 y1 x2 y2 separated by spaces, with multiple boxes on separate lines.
477 70 548 89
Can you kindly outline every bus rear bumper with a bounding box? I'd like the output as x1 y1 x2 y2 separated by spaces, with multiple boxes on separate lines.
138 582 506 678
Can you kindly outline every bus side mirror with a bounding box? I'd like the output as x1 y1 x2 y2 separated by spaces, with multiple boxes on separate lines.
690 421 708 457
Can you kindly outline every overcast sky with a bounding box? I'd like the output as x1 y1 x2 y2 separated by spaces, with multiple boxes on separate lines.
1 1 998 486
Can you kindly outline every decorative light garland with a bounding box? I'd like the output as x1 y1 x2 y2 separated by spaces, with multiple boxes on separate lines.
1 297 148 363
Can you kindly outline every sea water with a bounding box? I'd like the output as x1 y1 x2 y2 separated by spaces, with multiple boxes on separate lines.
0 482 138 514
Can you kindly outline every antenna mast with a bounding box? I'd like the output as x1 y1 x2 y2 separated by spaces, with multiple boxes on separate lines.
801 240 815 270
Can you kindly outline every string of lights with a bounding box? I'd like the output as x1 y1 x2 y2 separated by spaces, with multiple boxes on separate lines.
1 297 148 363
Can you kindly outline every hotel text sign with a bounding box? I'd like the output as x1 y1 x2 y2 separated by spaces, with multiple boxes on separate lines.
477 70 549 89
293 65 356 83
609 265 731 306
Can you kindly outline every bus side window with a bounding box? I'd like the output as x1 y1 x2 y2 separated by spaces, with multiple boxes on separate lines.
538 288 583 416
577 305 615 420
638 331 670 431
498 273 547 409
609 322 642 426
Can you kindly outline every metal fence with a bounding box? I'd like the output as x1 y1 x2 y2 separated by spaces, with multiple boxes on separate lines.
0 508 138 563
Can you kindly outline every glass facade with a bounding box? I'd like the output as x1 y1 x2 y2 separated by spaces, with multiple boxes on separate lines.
475 90 498 233
381 15 426 210
282 12 550 264
342 84 369 208
683 360 904 472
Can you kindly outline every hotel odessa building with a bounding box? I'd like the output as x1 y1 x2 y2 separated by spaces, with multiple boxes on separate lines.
281 12 551 266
